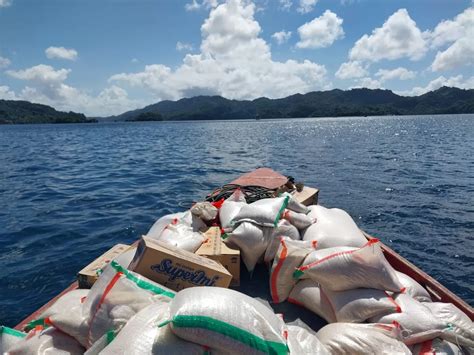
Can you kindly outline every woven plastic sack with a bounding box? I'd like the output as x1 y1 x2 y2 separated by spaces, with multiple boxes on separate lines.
286 319 329 354
288 279 337 323
232 196 289 228
303 205 367 249
95 303 205 355
294 239 404 292
280 192 310 214
219 189 247 229
156 219 206 252
317 322 411 354
7 327 84 354
270 237 316 303
264 220 301 264
39 289 89 319
147 211 206 240
224 221 272 272
190 201 218 221
395 271 432 302
0 326 26 353
411 338 464 355
282 210 315 230
323 287 401 323
85 260 175 347
169 287 288 354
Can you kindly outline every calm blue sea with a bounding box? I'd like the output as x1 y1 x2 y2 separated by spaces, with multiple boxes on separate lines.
1 114 473 326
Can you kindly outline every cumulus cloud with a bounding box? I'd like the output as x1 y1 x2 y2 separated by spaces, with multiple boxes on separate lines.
349 9 427 62
353 77 382 89
335 61 367 79
110 0 329 102
0 85 18 100
176 41 193 52
397 75 474 96
0 55 11 68
296 10 344 49
185 0 219 11
272 30 292 45
375 67 416 82
297 0 317 14
428 7 474 71
0 0 11 8
45 46 78 61
279 0 292 11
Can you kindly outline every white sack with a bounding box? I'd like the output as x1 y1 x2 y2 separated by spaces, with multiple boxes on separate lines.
323 287 401 323
39 289 89 319
156 220 205 252
232 196 289 227
0 326 26 353
280 192 310 214
264 220 301 264
411 338 465 355
295 239 404 292
303 205 367 249
224 221 272 272
219 189 247 229
190 202 218 221
169 287 288 354
270 238 316 303
286 319 329 354
282 210 315 230
317 322 411 354
147 211 206 239
395 271 432 302
7 327 84 355
287 279 337 323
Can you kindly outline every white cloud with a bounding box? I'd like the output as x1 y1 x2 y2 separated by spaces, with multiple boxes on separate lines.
296 10 344 49
0 0 11 8
279 0 292 11
176 41 194 52
353 77 382 89
111 0 329 102
272 30 292 45
131 58 139 63
335 61 367 79
397 75 474 96
428 7 474 72
0 55 11 68
7 64 71 83
45 46 78 61
0 85 18 100
185 0 219 11
349 9 427 62
297 0 317 14
375 67 416 82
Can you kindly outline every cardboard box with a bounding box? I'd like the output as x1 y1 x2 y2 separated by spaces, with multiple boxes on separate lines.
129 236 232 291
196 227 240 287
77 243 131 288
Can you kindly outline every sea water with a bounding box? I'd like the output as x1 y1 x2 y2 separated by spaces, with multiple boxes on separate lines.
0 114 473 326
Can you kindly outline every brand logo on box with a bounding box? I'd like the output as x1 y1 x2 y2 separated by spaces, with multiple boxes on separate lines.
150 259 220 286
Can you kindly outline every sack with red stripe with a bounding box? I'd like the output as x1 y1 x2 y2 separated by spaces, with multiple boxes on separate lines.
303 205 367 249
282 210 315 230
294 239 404 292
219 188 247 229
96 303 206 355
317 322 411 354
0 326 26 353
264 220 301 264
322 287 402 323
7 327 84 354
288 279 337 323
231 196 289 228
286 319 329 354
411 338 464 355
270 237 316 304
169 287 288 355
394 271 432 302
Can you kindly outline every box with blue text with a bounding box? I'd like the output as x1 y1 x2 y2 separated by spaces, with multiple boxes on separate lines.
129 236 232 291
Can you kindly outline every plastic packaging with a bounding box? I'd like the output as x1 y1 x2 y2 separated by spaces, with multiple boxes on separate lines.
169 287 288 354
0 326 26 353
264 219 301 264
157 219 206 252
147 211 206 240
282 210 315 230
286 319 329 354
295 239 404 292
317 322 411 354
232 196 289 227
270 237 316 303
219 189 247 229
224 221 272 272
303 205 367 249
395 271 432 302
190 202 218 221
287 279 337 323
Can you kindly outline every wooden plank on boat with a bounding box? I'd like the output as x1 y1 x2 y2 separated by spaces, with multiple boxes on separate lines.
364 232 474 321
293 186 319 205
230 168 288 189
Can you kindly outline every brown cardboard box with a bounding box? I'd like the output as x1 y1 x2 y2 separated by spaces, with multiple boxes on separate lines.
77 243 131 288
129 236 232 291
196 227 240 287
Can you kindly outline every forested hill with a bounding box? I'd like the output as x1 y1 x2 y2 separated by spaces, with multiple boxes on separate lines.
108 86 474 121
0 100 93 124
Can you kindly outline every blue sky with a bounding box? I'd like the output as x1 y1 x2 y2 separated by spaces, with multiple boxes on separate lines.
0 0 472 116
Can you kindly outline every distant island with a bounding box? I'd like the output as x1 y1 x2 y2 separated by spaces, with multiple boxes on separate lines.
0 100 96 124
1 86 473 124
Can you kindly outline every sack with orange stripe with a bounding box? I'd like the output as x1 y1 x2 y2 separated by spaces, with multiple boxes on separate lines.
264 219 300 264
411 338 464 355
270 237 316 304
168 287 288 354
394 271 432 302
294 239 404 292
